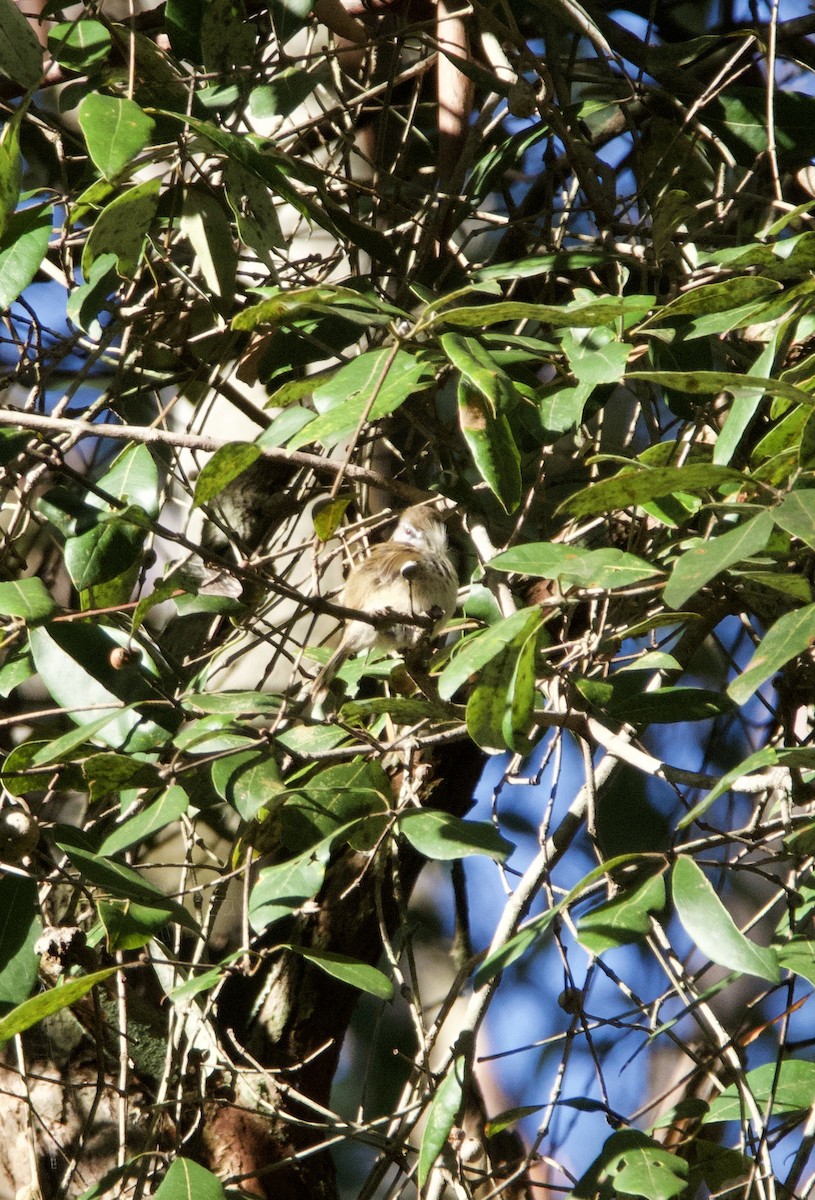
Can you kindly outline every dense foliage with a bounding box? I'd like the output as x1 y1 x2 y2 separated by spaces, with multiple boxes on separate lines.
2 0 815 1197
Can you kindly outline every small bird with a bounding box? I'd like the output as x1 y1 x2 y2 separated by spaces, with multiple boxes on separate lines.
310 505 458 710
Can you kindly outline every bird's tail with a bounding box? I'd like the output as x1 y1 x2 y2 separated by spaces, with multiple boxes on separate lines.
308 643 349 718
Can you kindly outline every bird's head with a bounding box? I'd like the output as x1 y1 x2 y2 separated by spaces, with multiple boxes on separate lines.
392 505 450 555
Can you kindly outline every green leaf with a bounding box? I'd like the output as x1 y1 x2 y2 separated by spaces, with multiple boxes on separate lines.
283 946 394 1000
187 690 283 716
774 490 815 550
67 252 118 337
168 953 242 1003
664 511 774 609
484 1105 546 1137
312 494 354 541
0 967 120 1048
432 295 652 330
418 1057 465 1187
0 113 22 240
578 872 666 953
64 513 146 591
277 760 390 853
465 625 538 754
55 825 199 933
678 746 779 828
249 66 326 118
569 1130 688 1200
437 608 543 701
776 938 815 987
98 786 189 856
153 1157 227 1200
501 617 539 753
83 752 161 804
0 875 40 1013
165 0 203 61
78 94 155 182
224 159 285 258
490 543 660 589
728 603 815 705
0 577 57 621
441 333 522 413
706 88 815 171
82 177 161 277
95 444 161 516
248 855 326 932
29 623 179 753
539 381 593 433
473 920 551 989
561 327 630 385
97 899 174 951
559 465 750 519
703 1060 815 1123
276 723 351 755
210 748 283 821
200 0 256 76
31 707 143 766
193 443 261 507
474 852 686 990
48 20 111 71
287 349 433 451
398 810 514 862
457 382 522 513
173 715 252 754
644 276 781 322
179 187 237 306
0 204 53 310
601 686 734 725
233 285 401 332
0 0 43 88
0 649 34 697
627 369 808 408
713 334 779 466
672 857 779 983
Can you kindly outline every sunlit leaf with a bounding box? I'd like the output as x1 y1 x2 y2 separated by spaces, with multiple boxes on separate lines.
398 810 514 862
0 204 52 310
418 1057 465 1187
98 786 189 856
78 94 155 181
248 855 326 932
559 464 752 519
438 609 543 701
491 543 660 589
0 578 57 621
569 1130 688 1200
703 1060 815 1122
287 349 433 451
153 1157 227 1200
283 946 394 1000
82 178 161 276
0 967 120 1048
664 511 774 608
578 872 667 953
672 857 779 982
48 20 111 71
193 443 261 506
728 603 815 705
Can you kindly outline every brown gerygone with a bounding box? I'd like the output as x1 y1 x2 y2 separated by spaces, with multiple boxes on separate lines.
310 505 458 710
